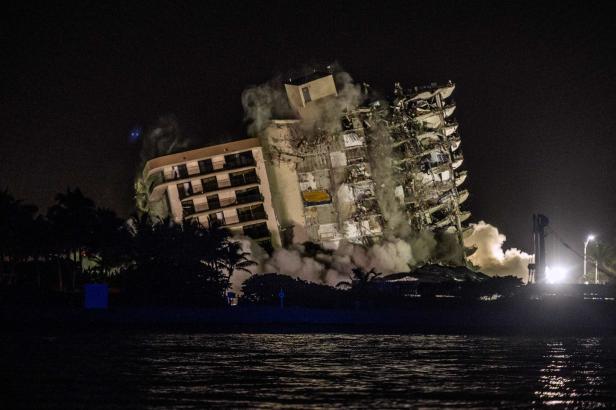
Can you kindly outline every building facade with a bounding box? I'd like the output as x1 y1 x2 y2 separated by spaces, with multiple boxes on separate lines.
143 138 281 251
389 81 470 241
143 70 470 253
260 73 383 249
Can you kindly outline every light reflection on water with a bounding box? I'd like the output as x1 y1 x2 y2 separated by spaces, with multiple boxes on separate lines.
2 333 615 408
535 338 609 407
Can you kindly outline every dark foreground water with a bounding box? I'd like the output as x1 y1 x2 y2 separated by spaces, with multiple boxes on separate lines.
2 333 615 409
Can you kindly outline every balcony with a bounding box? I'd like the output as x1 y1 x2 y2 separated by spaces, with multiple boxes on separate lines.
243 222 270 240
230 172 259 187
235 193 263 205
177 173 261 202
224 157 256 170
182 202 196 218
177 184 194 200
201 179 219 193
238 210 267 223
182 193 264 218
148 154 257 192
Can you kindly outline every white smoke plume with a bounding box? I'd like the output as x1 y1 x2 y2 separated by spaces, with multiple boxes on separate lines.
229 221 529 291
241 70 364 137
464 221 532 279
297 71 365 135
230 233 458 291
368 119 413 237
241 79 294 135
139 114 191 165
135 114 192 215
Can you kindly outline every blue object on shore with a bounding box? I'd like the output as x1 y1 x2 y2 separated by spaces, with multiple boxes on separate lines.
84 284 108 309
278 288 285 308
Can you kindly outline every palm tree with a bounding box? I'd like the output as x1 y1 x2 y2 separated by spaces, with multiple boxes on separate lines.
47 188 97 290
589 241 616 282
336 267 383 290
0 189 38 284
124 216 255 305
217 237 257 286
87 208 131 279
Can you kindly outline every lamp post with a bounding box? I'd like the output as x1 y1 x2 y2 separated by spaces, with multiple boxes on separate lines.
595 260 599 285
584 235 595 283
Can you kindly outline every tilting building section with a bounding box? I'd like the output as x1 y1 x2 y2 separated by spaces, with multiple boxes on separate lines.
143 138 281 251
142 71 470 253
260 73 383 249
389 82 470 238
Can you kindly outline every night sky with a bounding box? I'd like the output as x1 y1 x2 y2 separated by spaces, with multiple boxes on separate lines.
2 1 615 261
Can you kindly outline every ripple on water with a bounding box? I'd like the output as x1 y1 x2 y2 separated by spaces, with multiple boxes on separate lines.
1 333 615 408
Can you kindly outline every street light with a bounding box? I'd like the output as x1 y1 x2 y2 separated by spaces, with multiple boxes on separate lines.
584 234 595 283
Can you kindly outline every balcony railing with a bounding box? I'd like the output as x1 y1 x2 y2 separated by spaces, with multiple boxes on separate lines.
238 210 267 223
230 173 259 187
224 157 256 170
236 193 264 205
149 158 258 191
178 187 194 200
243 224 270 240
178 175 260 202
182 194 265 217
203 210 267 228
201 184 218 193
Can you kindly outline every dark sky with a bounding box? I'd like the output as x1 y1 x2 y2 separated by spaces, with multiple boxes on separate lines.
2 1 615 262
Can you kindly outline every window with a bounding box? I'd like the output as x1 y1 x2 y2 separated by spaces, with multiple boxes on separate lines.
182 200 195 217
236 187 261 204
171 164 188 179
229 169 259 186
237 204 266 222
177 182 192 199
224 151 255 169
243 222 270 240
208 211 225 227
302 87 311 103
198 159 213 174
201 176 218 192
207 194 221 210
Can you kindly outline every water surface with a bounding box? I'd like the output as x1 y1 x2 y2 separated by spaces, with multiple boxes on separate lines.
2 333 615 408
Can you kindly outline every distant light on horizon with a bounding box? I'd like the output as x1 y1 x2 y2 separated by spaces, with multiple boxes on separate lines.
545 265 568 284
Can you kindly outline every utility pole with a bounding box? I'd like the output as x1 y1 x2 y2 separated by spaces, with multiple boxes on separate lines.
583 235 595 283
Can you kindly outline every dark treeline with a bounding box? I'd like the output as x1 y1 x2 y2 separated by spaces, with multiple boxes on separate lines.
240 271 525 309
2 188 527 309
0 188 254 307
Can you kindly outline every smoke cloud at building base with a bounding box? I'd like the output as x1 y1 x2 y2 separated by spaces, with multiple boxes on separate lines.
230 221 531 293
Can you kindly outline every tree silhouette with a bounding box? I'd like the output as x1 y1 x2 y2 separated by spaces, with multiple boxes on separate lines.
589 241 616 281
47 188 97 290
85 208 131 281
0 189 38 284
336 267 382 291
123 216 256 306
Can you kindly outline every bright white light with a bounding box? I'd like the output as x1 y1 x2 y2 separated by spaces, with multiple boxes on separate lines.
587 235 595 242
545 265 568 284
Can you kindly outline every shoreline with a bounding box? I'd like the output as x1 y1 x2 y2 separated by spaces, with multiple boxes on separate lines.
3 299 616 335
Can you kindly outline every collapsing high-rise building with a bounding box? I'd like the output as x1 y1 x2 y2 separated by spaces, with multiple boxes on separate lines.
388 81 470 240
142 69 470 252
